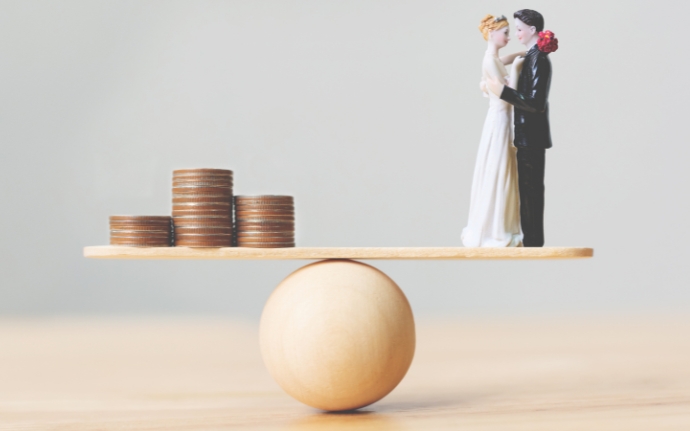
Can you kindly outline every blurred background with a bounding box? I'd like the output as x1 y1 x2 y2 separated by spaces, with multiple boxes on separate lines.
1 0 687 319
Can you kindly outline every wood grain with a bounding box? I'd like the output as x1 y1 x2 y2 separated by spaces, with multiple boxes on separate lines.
83 246 594 260
0 316 688 430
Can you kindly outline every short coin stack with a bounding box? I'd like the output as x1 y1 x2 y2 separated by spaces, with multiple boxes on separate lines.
109 216 172 247
172 169 233 247
234 195 295 248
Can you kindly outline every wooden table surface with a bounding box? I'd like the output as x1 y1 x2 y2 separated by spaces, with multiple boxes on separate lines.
1 316 689 430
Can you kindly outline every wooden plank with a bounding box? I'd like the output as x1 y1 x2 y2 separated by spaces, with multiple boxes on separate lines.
83 246 593 260
0 316 687 430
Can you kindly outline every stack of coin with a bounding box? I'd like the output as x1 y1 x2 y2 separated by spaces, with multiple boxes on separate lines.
234 195 295 248
172 169 233 247
109 216 172 247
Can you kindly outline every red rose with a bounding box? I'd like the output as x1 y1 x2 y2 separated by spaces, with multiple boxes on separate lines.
537 30 559 53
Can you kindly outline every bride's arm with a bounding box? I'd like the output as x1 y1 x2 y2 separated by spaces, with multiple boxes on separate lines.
499 51 527 65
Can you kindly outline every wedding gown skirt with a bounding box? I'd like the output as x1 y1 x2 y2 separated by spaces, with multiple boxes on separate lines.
462 91 523 247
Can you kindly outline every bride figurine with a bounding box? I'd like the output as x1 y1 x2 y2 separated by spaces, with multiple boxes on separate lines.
461 14 524 247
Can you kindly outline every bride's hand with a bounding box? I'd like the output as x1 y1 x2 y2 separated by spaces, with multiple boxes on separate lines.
485 75 504 97
513 56 525 67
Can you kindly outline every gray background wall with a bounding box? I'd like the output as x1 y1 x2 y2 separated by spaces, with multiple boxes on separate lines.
1 0 687 318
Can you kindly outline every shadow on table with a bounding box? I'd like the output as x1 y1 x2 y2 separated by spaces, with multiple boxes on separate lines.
286 392 478 430
287 410 401 430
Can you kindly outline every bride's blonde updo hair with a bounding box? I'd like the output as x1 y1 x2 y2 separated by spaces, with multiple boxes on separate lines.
479 14 509 41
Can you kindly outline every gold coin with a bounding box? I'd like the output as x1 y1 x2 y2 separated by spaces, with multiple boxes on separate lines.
173 168 233 176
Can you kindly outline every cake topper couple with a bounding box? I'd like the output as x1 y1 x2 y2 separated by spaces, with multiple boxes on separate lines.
461 9 558 248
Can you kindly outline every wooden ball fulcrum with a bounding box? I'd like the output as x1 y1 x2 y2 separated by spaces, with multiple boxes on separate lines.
259 259 416 411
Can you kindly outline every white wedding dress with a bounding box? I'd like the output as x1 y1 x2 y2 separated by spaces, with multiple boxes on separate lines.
461 52 523 247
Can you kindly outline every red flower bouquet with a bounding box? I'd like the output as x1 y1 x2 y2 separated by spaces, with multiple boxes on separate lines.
537 30 558 53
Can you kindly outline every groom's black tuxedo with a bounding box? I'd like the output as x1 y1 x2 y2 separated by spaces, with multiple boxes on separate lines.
500 44 552 149
499 44 553 247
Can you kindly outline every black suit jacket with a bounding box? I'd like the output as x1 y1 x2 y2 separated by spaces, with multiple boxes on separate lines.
500 44 552 149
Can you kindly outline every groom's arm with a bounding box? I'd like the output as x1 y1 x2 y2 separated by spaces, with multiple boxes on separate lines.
500 56 551 113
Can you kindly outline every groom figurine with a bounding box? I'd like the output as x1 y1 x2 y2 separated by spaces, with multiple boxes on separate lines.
487 9 553 247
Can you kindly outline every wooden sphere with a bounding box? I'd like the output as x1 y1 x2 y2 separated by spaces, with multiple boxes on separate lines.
260 259 415 411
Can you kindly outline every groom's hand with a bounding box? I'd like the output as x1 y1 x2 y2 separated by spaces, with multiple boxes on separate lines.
486 76 505 97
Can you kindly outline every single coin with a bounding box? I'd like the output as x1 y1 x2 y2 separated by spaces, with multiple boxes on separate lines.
237 236 295 242
173 217 232 222
174 241 232 247
172 187 232 193
109 223 171 230
173 221 231 227
173 182 233 189
173 199 231 205
110 235 171 241
174 237 232 242
174 234 233 240
236 231 294 237
235 195 293 202
172 184 232 194
235 222 294 229
235 217 293 222
173 174 233 181
172 216 232 222
234 194 292 199
173 175 232 181
110 240 171 247
236 216 293 221
234 209 294 215
173 221 232 228
110 237 172 243
234 200 293 206
236 229 294 234
174 225 232 231
236 243 295 248
175 227 233 235
236 238 295 243
109 225 171 231
172 182 232 188
173 211 231 218
108 221 170 226
236 237 294 242
173 205 231 211
174 232 233 237
235 210 292 216
236 219 294 225
173 208 230 214
235 211 295 220
173 201 231 207
234 201 293 206
173 177 233 184
110 231 171 238
173 224 231 230
173 193 232 203
173 172 232 178
234 205 294 212
173 168 233 176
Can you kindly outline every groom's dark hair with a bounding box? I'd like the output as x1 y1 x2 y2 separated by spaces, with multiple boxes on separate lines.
514 9 544 32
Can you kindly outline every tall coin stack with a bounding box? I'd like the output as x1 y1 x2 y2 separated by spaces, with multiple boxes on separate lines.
234 195 295 248
109 216 172 247
172 169 233 247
